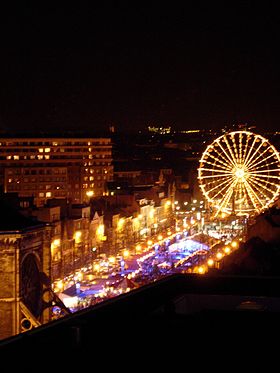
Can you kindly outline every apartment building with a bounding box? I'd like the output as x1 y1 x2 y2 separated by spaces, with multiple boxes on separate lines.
0 137 113 206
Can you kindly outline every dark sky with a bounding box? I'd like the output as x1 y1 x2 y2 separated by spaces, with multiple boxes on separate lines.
0 2 280 134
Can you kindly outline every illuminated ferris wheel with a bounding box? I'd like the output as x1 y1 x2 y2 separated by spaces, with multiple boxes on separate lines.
198 131 280 216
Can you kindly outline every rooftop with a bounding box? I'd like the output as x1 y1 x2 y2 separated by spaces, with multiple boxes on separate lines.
0 198 45 233
1 273 279 353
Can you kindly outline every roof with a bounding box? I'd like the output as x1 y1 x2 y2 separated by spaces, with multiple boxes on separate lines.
1 274 280 354
0 198 45 233
62 284 81 297
265 214 280 228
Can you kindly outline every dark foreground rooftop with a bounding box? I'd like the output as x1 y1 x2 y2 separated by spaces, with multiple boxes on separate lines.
1 273 280 356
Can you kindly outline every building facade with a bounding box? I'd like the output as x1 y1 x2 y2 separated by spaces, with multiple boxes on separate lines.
0 212 52 340
0 137 113 206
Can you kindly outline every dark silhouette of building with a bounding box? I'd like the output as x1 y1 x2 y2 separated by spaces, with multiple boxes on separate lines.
1 273 280 354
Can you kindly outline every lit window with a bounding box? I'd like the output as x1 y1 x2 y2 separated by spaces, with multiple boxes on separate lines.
46 192 52 198
39 148 44 153
13 155 19 160
45 155 50 159
8 178 12 183
6 156 11 160
74 231 82 243
37 155 43 160
45 148 51 152
39 192 44 197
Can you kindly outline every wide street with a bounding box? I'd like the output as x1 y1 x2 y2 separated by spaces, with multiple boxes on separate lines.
53 222 242 316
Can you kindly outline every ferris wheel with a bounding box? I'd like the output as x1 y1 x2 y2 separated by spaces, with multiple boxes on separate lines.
198 130 280 216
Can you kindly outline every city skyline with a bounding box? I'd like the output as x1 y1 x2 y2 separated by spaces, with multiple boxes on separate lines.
1 3 279 134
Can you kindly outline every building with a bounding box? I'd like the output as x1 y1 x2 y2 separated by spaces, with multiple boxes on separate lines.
247 206 280 245
0 198 52 340
30 201 105 282
0 137 113 206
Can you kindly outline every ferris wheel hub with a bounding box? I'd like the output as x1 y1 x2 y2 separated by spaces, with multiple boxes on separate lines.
235 168 245 179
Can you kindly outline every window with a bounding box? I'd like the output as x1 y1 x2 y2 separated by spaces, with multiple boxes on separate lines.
46 192 52 198
20 201 29 208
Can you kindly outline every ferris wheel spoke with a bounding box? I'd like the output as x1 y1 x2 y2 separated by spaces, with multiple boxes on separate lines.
239 132 243 164
204 153 233 171
202 176 234 197
200 179 233 198
234 182 248 211
250 175 280 192
224 136 239 167
249 173 280 180
214 180 238 216
198 168 234 175
244 140 265 169
216 140 237 168
249 160 280 173
244 179 266 210
211 177 236 201
232 134 239 163
249 168 280 173
245 144 271 168
246 149 276 171
201 158 232 171
247 179 275 208
241 134 250 165
248 176 273 198
243 136 258 168
240 182 250 207
204 148 233 170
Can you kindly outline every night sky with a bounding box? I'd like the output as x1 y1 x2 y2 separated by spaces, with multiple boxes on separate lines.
0 3 279 134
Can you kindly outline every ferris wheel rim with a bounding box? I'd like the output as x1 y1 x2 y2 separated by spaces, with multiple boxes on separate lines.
198 130 280 216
